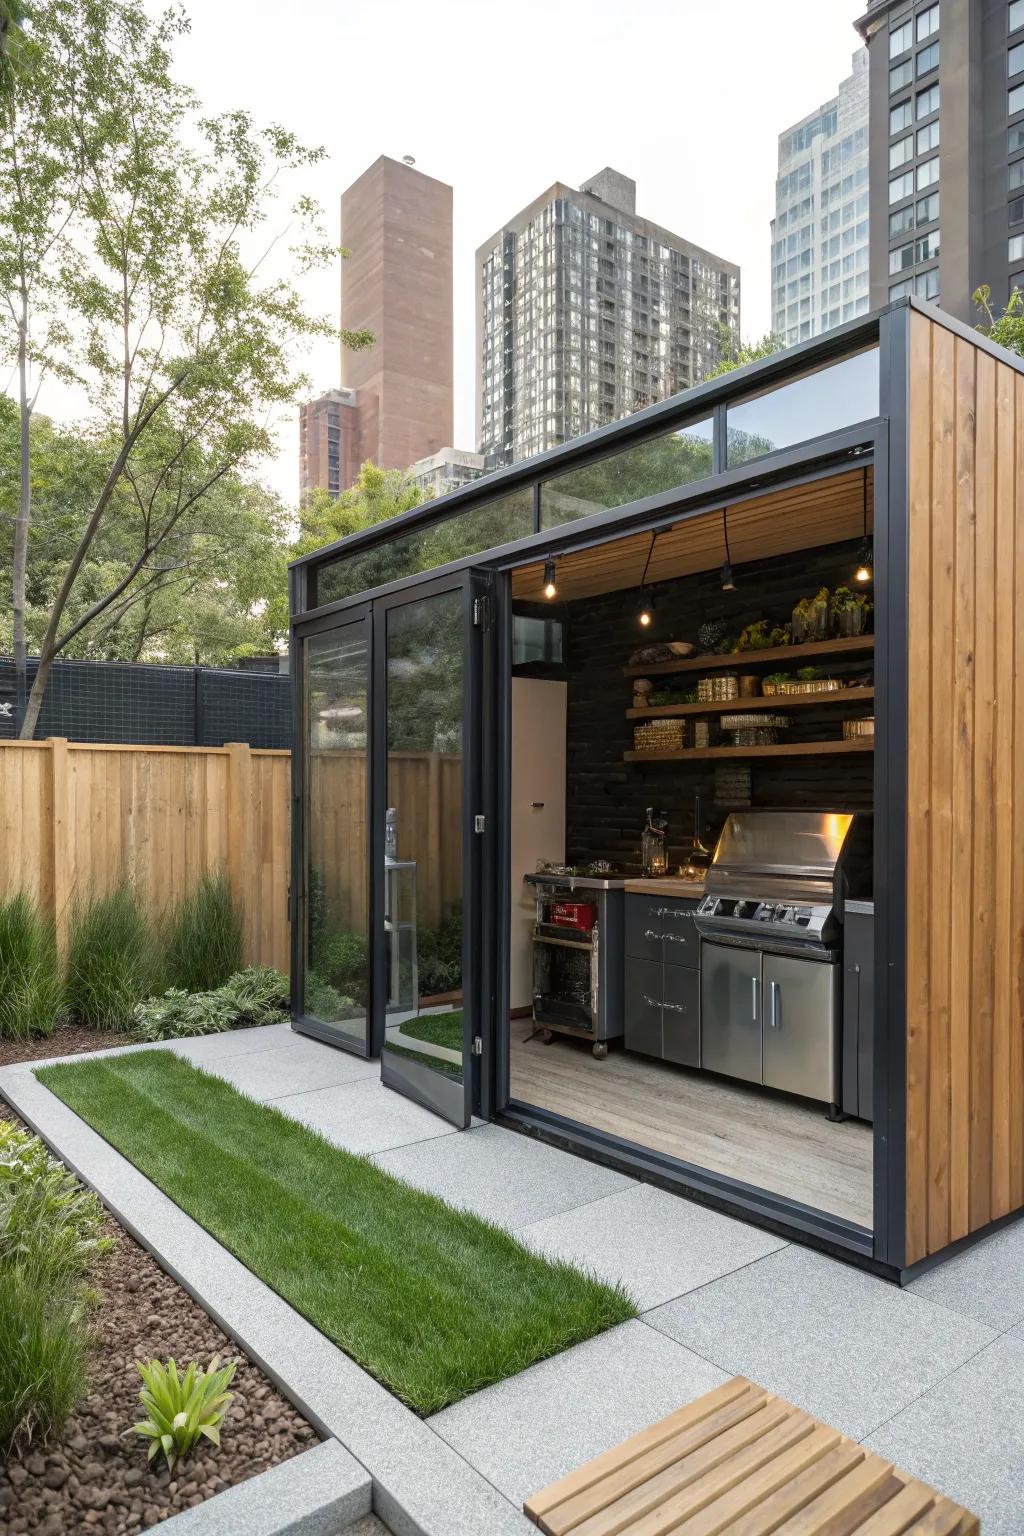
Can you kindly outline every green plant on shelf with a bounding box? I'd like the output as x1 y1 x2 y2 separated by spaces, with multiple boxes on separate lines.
792 588 831 643
131 1356 237 1472
763 672 791 687
831 586 873 637
732 619 790 652
796 666 820 681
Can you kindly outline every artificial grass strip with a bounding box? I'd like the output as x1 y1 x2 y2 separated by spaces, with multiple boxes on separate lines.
37 1051 636 1414
396 1011 464 1052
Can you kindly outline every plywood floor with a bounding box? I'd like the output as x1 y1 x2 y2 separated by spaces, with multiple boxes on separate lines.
509 1030 873 1230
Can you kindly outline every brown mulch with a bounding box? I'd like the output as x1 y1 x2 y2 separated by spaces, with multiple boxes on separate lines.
0 1023 125 1071
0 1032 319 1535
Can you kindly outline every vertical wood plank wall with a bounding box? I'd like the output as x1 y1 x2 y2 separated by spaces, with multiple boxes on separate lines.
905 310 1024 1265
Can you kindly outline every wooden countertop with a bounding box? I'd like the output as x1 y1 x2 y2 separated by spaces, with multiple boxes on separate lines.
623 877 706 897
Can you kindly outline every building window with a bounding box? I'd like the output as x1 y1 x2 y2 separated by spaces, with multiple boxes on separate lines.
890 170 915 203
890 204 916 237
917 190 940 224
1011 82 1024 116
917 120 941 154
916 3 939 39
916 230 940 262
1011 196 1024 224
890 60 914 92
917 41 940 75
890 278 914 300
1010 234 1024 261
890 17 914 56
890 99 914 132
890 240 916 275
915 268 940 299
1011 40 1024 75
917 156 940 190
917 82 940 117
890 135 914 169
1012 270 1024 292
1010 159 1024 190
1012 0 1024 33
1011 122 1024 153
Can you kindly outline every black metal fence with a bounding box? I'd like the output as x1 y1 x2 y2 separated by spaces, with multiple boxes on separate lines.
0 656 292 749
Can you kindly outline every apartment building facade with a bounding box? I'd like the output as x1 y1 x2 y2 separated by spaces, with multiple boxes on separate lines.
857 0 1024 319
476 168 740 468
771 49 871 344
298 389 360 504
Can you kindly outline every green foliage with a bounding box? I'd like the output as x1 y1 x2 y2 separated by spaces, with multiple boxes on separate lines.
974 284 1024 360
294 465 424 558
0 891 64 1039
732 620 790 652
417 908 463 998
164 874 243 994
303 971 356 1022
133 966 288 1042
65 886 160 1030
0 1121 110 1279
317 929 369 1002
0 1254 90 1457
397 1010 463 1053
706 325 785 379
131 1356 236 1472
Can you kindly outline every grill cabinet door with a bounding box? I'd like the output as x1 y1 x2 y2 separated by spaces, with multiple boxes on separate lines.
761 952 838 1104
700 942 761 1084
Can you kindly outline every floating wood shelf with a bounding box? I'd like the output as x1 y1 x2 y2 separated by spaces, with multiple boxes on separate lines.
627 685 875 719
623 634 874 679
625 739 875 763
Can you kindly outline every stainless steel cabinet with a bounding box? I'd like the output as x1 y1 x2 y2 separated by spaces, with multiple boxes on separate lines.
700 941 761 1084
762 952 838 1104
624 895 700 1067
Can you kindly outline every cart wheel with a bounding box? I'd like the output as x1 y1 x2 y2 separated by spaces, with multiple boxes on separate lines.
592 1042 608 1060
542 1029 554 1044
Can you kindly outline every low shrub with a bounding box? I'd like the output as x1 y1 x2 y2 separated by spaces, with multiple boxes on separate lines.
65 886 160 1031
317 929 369 1002
133 966 288 1042
132 1356 236 1471
303 971 356 1022
0 1122 111 1280
0 893 64 1040
0 1254 90 1457
164 874 243 993
417 907 463 998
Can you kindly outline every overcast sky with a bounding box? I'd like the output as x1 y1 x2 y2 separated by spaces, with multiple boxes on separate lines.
34 0 865 506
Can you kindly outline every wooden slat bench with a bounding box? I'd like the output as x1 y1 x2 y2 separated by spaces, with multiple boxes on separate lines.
524 1377 979 1536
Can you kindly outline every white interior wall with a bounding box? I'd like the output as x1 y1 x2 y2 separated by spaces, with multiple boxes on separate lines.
509 676 567 1011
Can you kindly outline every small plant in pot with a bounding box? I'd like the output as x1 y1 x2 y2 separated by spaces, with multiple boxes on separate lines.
792 588 830 643
762 672 791 697
831 586 873 638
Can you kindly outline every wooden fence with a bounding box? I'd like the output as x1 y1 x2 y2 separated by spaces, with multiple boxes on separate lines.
0 739 291 972
0 738 464 977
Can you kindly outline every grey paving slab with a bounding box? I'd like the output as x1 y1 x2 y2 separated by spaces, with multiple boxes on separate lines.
518 1184 788 1311
907 1216 1024 1332
202 1037 379 1101
154 1438 370 1535
645 1244 996 1440
0 1064 533 1536
429 1319 728 1509
165 1021 298 1064
863 1333 1024 1536
277 1076 458 1156
373 1122 632 1228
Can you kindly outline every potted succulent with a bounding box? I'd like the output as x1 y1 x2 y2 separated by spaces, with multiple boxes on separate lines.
733 620 791 652
762 672 791 697
792 588 830 643
831 586 873 638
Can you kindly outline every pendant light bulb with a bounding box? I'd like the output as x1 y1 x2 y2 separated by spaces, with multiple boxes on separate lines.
853 469 872 583
543 558 557 600
638 591 654 628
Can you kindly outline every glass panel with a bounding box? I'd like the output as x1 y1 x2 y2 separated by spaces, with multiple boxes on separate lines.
315 488 533 606
726 348 879 467
304 623 370 1048
381 590 465 1088
1013 0 1024 33
540 417 712 527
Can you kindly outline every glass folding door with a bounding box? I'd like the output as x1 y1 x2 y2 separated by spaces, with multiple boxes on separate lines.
296 609 372 1053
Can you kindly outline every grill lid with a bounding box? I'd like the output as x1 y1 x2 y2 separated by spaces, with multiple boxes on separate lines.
705 811 855 903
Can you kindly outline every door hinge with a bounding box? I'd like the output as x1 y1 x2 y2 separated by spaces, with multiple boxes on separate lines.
472 1036 483 1056
474 813 486 833
473 594 491 628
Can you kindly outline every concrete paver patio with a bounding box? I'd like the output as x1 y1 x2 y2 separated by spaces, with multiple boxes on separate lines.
7 1021 1023 1535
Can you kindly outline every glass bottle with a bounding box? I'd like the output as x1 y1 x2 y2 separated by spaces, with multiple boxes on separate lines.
641 807 669 878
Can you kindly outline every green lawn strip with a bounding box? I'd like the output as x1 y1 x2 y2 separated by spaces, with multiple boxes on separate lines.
396 1011 464 1052
382 1041 463 1077
37 1052 635 1414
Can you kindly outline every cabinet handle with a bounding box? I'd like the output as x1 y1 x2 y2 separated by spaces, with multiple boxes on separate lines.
751 977 758 1022
665 932 688 944
643 928 663 940
663 1000 686 1013
642 994 663 1010
769 979 781 1029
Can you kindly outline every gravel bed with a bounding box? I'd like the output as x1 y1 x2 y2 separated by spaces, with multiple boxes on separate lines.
0 1033 320 1535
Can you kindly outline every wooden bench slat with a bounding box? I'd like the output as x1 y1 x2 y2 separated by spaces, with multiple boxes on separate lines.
761 1457 897 1536
713 1442 870 1535
846 1484 942 1536
904 1501 980 1536
524 1379 759 1525
779 1471 906 1536
563 1404 797 1536
541 1394 787 1536
661 1425 843 1536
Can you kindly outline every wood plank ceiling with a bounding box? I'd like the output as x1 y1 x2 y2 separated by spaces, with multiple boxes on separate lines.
511 467 874 603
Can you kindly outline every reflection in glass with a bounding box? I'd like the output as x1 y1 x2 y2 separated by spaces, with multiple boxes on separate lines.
315 488 533 605
382 590 464 1085
540 417 713 527
304 624 370 1047
726 348 879 467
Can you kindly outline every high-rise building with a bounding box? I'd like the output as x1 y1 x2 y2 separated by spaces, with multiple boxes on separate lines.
771 50 870 344
856 0 1024 320
298 389 359 504
476 168 740 469
408 447 486 499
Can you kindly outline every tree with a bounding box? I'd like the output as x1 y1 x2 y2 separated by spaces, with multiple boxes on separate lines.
706 323 785 380
0 0 27 89
1 0 371 736
294 463 424 555
974 283 1024 359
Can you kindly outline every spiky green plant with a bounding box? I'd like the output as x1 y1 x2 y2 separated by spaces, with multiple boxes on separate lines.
163 874 243 993
64 887 160 1031
0 1254 90 1457
0 893 64 1040
131 1356 236 1471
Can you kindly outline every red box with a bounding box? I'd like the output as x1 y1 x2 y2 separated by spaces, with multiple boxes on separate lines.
549 901 596 931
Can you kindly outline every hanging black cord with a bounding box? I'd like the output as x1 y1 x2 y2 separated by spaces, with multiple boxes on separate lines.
722 506 732 565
